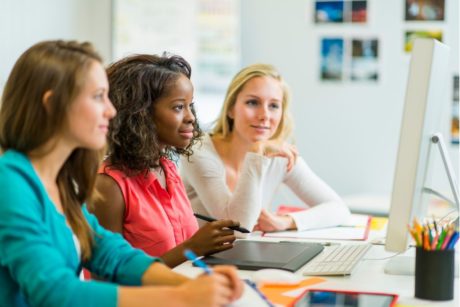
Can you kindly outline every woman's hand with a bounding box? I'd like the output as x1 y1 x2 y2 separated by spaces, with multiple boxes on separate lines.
176 265 243 307
253 209 297 232
123 264 243 307
213 266 244 301
185 220 238 256
251 141 298 171
160 220 239 267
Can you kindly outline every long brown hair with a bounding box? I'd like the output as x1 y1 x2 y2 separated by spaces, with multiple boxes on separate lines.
0 40 103 260
106 53 203 174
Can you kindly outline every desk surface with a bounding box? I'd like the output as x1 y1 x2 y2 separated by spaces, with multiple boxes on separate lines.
174 233 459 307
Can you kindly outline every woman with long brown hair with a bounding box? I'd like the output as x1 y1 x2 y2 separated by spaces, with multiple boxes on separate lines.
0 40 242 307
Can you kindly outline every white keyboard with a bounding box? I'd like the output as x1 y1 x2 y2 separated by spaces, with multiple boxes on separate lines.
302 243 371 276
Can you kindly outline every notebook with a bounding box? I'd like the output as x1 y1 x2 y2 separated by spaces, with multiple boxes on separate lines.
263 214 372 240
201 240 324 272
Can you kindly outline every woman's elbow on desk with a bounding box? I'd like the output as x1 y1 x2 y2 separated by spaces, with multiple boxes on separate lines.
323 200 351 225
290 200 351 231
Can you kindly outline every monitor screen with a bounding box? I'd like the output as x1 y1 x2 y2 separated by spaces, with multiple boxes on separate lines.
385 38 450 253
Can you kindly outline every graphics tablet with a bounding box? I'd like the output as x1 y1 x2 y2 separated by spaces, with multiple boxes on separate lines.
201 240 324 272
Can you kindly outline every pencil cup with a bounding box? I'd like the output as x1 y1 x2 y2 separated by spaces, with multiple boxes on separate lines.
415 247 454 301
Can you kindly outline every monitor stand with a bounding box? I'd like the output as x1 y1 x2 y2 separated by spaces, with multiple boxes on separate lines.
384 256 415 275
430 134 460 217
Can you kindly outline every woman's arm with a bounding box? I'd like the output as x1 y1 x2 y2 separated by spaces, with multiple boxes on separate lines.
282 157 351 231
91 170 238 269
86 206 244 305
119 265 243 307
160 220 238 267
251 140 299 172
181 148 269 230
86 210 243 306
0 171 123 306
90 174 125 233
139 261 189 285
253 209 297 232
0 197 238 307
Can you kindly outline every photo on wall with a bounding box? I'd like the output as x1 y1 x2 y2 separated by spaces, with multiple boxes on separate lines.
351 39 379 81
404 30 443 52
405 0 445 21
315 1 344 23
315 0 367 23
320 38 344 80
452 75 459 145
319 37 379 82
350 0 367 22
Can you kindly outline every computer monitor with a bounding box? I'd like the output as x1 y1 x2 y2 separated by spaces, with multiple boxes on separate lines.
385 38 452 254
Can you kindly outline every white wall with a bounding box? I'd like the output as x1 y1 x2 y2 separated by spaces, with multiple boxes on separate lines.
1 0 458 211
0 0 112 91
241 0 459 208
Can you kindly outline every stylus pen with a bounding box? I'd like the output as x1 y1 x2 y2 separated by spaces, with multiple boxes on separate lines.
244 279 275 307
184 249 212 274
194 213 250 233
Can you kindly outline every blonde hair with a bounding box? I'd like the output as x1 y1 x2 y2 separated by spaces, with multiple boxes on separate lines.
212 63 293 142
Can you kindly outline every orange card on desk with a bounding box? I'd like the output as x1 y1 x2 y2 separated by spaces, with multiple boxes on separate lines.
259 277 325 306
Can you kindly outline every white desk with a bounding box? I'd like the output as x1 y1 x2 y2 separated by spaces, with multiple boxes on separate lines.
174 234 459 307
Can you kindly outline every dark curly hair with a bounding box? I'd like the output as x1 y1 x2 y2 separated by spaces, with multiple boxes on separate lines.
106 53 202 175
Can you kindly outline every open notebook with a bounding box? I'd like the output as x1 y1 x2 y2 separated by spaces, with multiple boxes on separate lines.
263 213 371 240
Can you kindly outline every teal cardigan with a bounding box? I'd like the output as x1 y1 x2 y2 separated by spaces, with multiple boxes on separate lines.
0 150 159 307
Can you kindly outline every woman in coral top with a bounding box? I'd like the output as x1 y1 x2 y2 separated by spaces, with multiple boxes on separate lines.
91 54 239 268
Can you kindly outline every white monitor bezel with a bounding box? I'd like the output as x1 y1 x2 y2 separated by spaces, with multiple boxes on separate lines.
385 38 450 252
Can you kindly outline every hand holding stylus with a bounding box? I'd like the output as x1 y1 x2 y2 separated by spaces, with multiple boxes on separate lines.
183 249 244 304
194 213 250 233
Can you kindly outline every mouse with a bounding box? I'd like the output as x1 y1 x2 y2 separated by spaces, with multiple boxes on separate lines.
252 269 303 285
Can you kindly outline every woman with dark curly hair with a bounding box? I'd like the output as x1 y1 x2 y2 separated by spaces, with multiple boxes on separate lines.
90 54 240 268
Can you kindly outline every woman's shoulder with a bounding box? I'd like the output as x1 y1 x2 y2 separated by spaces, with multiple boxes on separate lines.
98 162 154 192
99 161 142 181
0 150 38 187
180 134 226 175
186 133 219 160
99 162 124 176
268 155 311 177
0 150 46 213
0 149 29 168
196 133 214 148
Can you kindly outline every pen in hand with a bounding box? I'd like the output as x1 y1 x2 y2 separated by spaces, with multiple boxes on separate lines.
184 249 212 274
194 213 251 233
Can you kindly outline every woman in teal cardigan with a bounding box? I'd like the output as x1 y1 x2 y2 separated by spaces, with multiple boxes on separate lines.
0 40 242 307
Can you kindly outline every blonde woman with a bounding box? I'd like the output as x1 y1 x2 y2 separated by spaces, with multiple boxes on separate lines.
181 64 350 232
